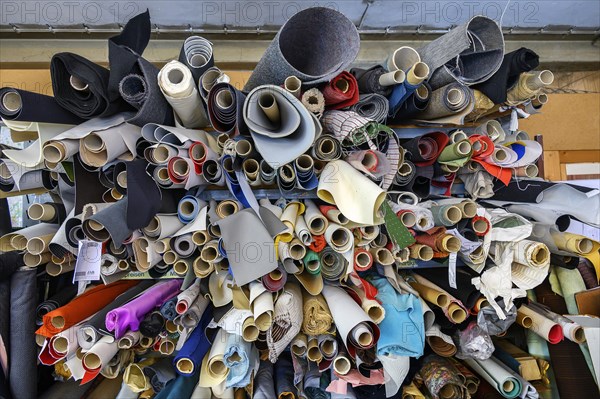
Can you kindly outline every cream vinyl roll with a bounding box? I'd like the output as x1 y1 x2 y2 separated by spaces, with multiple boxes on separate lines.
158 60 210 128
250 281 274 332
513 240 550 268
198 329 230 388
2 121 72 168
1 223 59 252
304 199 329 235
318 160 385 225
82 335 119 373
80 123 140 167
291 333 308 357
324 222 353 253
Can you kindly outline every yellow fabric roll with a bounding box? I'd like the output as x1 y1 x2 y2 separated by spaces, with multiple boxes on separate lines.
302 294 333 336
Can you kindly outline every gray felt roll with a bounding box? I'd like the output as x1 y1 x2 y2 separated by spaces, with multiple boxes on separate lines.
243 7 360 91
349 94 390 123
417 16 504 89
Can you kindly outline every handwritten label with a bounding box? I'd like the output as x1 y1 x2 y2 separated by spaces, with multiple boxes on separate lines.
73 240 101 283
448 252 458 289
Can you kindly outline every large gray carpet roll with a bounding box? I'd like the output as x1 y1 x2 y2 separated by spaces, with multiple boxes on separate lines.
243 7 360 91
417 16 504 89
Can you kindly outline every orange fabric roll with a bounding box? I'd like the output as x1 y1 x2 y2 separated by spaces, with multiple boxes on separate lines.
36 280 139 338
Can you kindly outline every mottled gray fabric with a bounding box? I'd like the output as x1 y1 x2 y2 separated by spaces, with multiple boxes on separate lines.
349 94 389 123
413 82 472 120
244 7 359 91
9 269 37 399
417 16 504 89
254 360 276 399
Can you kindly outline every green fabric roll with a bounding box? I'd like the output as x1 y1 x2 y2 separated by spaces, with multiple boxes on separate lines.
303 250 321 275
437 139 473 167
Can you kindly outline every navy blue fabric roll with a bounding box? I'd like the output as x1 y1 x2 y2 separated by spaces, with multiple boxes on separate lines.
0 88 84 125
173 305 213 376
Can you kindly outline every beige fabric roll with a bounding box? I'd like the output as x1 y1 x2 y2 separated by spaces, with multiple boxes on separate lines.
304 199 329 235
302 294 333 336
198 329 230 388
291 333 308 357
307 337 322 362
369 247 395 266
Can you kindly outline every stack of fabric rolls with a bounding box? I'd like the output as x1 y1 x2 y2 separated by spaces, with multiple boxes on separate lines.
0 7 598 399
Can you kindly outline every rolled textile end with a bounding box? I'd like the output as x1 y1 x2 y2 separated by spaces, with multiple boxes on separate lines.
333 354 352 375
379 70 406 87
563 323 586 344
387 46 421 72
284 76 302 99
518 305 563 344
514 164 539 178
439 234 461 253
406 62 430 86
307 338 322 363
409 244 434 261
411 281 449 307
27 203 56 222
69 75 89 92
242 316 259 342
457 200 477 219
525 70 554 91
447 303 467 323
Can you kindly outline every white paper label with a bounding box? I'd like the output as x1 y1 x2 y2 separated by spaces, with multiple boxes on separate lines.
448 252 458 289
73 240 102 283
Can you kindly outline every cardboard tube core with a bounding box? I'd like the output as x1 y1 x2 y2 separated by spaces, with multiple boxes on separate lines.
461 201 477 218
456 140 472 155
358 331 373 347
259 92 280 124
192 231 208 246
83 133 104 152
494 148 507 162
331 229 350 247
527 70 554 90
407 62 430 85
160 340 175 355
400 212 417 228
379 70 406 86
52 337 68 353
448 303 467 323
577 239 593 253
216 90 233 109
167 68 185 85
176 359 194 374
445 206 462 224
52 316 66 329
255 313 272 331
163 251 178 265
83 353 101 369
472 219 488 234
447 88 464 106
70 75 89 91
442 235 461 253
2 91 21 112
368 306 384 322
415 85 428 100
334 356 351 375
173 260 188 275
190 54 208 68
235 140 252 157
201 70 221 92
388 46 420 72
284 76 301 98
503 381 515 393
335 78 350 93
28 203 55 221
296 154 313 171
43 143 65 163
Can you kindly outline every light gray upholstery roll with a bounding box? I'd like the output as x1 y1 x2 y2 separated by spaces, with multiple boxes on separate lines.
244 7 360 91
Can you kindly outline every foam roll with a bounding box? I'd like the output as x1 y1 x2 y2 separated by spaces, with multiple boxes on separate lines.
284 76 302 99
379 70 406 87
518 305 563 344
354 248 374 272
409 244 434 261
514 240 550 268
369 247 395 266
307 338 322 363
291 333 307 357
242 316 259 342
430 204 462 226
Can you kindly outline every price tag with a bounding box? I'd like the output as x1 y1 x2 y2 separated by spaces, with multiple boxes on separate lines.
73 240 102 283
448 252 458 289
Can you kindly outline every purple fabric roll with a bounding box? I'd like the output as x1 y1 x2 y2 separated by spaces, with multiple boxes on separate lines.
105 279 182 339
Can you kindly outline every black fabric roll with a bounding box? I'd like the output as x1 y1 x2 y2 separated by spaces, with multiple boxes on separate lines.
107 10 151 102
350 66 392 96
8 269 37 399
387 82 432 123
73 155 106 215
0 364 10 399
0 252 24 283
0 198 10 235
490 179 593 203
139 311 166 338
149 263 171 279
120 57 174 127
207 82 249 135
178 36 215 85
0 88 84 125
114 159 162 230
473 48 539 104
552 254 580 270
274 351 295 398
412 166 434 199
50 53 121 119
418 268 480 309
35 284 78 325
0 279 9 364
457 218 479 242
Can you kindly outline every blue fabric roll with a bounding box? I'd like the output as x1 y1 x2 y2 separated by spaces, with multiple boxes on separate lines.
387 76 421 118
173 305 213 376
369 275 425 357
177 195 201 223
224 332 258 388
160 297 178 321
154 368 200 399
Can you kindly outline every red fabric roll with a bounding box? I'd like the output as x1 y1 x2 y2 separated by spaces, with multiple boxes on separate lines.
322 71 360 110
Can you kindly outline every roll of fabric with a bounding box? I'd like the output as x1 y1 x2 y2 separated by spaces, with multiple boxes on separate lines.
311 135 342 162
173 305 213 376
349 93 389 123
119 57 175 127
349 66 392 96
262 268 288 292
389 82 432 122
322 71 360 110
318 160 385 225
224 332 259 388
0 87 83 125
387 63 430 118
418 268 481 310
244 7 359 91
473 47 540 104
207 82 248 135
322 285 379 358
420 355 469 399
464 357 523 399
266 284 303 362
302 294 333 336
319 247 347 281
437 139 473 168
506 70 554 105
158 60 209 128
36 284 78 326
417 16 504 88
105 280 182 339
3 122 73 169
143 357 177 393
402 132 449 167
178 36 214 84
413 83 472 120
36 280 138 338
344 149 391 179
139 311 165 337
0 251 25 282
517 304 564 344
274 350 296 399
301 88 326 117
244 85 319 168
176 278 201 315
155 369 200 399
